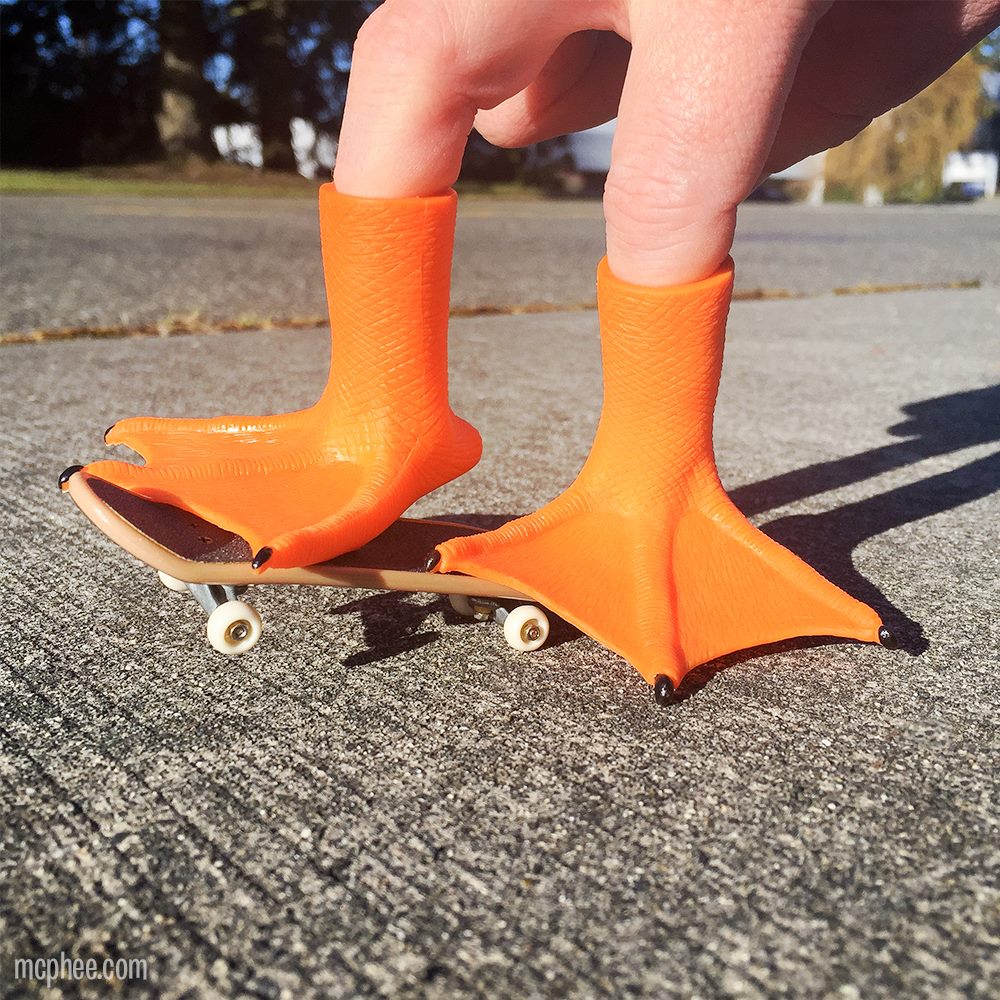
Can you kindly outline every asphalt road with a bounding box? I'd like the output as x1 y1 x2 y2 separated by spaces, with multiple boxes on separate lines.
2 194 998 334
1 193 998 998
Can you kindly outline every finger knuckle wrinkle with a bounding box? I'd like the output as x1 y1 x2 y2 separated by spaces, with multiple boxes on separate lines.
604 167 700 228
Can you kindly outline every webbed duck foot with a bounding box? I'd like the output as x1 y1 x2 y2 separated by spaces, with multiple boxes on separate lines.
434 257 883 690
87 187 481 568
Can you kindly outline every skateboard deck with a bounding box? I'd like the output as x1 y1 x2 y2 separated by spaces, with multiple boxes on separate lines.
62 470 548 655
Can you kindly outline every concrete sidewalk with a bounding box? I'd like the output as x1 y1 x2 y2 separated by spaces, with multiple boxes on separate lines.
1 283 998 998
2 196 998 334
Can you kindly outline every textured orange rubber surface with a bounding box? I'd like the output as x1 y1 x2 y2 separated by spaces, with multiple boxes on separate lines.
435 257 882 689
85 186 481 568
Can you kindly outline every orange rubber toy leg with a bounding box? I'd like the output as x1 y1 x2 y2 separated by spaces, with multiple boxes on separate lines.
83 187 481 568
433 257 888 700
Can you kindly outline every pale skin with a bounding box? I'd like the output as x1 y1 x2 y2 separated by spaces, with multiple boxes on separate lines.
334 0 1000 286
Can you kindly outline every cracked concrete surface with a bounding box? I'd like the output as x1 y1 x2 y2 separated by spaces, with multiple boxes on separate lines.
1 195 999 999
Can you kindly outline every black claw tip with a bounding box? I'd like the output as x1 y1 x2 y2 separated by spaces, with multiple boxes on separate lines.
103 423 116 443
878 625 898 649
251 547 273 570
58 464 84 489
653 674 680 707
423 550 441 573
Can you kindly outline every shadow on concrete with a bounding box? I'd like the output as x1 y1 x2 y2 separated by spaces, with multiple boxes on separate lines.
328 592 442 667
680 384 1000 698
733 384 1000 657
331 385 1000 686
328 587 583 669
730 384 1000 517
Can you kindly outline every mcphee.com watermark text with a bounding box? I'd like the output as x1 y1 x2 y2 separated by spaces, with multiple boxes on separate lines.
14 951 148 989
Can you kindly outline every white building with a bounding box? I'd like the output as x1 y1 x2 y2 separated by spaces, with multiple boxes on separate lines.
941 150 999 199
212 118 337 179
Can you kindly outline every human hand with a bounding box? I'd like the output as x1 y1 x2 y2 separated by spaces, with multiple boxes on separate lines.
334 0 1000 287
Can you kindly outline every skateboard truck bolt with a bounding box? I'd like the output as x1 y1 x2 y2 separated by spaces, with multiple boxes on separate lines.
878 625 898 649
252 547 273 570
423 550 441 573
58 465 84 489
653 674 680 707
227 621 250 642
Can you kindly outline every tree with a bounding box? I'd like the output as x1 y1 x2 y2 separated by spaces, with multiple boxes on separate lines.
1 0 160 167
223 0 376 172
825 53 987 202
157 0 217 167
226 0 294 171
286 2 377 137
971 29 1000 157
974 26 1000 71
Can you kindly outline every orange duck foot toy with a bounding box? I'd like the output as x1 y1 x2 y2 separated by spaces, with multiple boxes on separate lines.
84 186 481 568
432 257 893 703
72 186 893 701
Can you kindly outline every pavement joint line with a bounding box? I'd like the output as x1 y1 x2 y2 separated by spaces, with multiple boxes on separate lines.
0 277 983 346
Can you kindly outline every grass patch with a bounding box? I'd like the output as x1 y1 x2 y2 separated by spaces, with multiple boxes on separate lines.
0 164 322 198
1 165 547 200
452 179 544 199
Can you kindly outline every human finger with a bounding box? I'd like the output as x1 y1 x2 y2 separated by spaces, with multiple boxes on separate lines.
474 30 630 148
333 0 606 196
604 1 830 285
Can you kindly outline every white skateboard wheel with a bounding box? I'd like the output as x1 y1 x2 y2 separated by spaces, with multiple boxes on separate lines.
448 593 475 617
157 570 189 593
206 600 263 655
502 605 550 652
